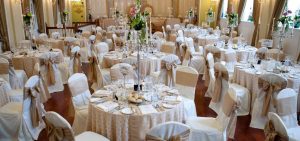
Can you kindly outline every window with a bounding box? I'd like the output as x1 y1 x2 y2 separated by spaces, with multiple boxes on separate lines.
241 0 254 22
221 0 228 18
287 0 300 17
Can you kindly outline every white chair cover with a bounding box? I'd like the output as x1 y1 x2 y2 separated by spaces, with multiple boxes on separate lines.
69 46 82 75
0 55 28 89
145 121 190 141
110 63 136 82
45 111 109 141
187 89 239 141
250 74 287 129
51 32 61 39
161 54 181 87
160 41 176 54
176 66 198 117
95 42 109 64
204 53 215 97
38 33 48 40
39 52 64 93
275 88 298 129
68 73 91 135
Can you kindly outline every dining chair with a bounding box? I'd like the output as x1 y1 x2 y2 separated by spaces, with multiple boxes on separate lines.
250 74 287 129
68 73 91 135
187 87 239 141
266 112 300 141
45 111 109 141
0 75 46 140
175 66 198 117
145 121 190 141
0 55 28 89
275 88 298 129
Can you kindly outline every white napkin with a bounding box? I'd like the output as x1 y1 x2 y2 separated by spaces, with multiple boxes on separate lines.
97 101 119 112
139 105 158 115
164 96 182 102
167 89 179 95
90 98 103 103
93 90 113 97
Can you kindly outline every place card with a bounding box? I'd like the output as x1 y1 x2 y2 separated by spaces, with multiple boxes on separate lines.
97 101 119 112
138 105 158 115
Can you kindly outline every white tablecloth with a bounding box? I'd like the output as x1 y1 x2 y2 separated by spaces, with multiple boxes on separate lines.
232 63 300 108
86 88 186 141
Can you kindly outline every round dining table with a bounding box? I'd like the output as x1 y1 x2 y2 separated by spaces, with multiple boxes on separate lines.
86 84 186 141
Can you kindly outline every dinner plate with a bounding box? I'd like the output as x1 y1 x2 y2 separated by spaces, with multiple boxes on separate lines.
121 108 133 115
162 103 176 109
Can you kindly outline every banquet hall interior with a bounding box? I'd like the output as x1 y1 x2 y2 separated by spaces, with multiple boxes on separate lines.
1 0 300 140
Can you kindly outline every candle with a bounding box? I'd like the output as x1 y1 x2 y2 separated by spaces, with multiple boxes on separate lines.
272 18 275 32
149 12 152 39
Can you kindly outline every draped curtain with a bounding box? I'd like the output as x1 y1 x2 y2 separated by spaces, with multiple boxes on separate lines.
178 0 196 18
22 0 30 13
227 0 233 13
217 0 224 26
237 0 246 23
33 0 45 33
0 0 9 51
267 0 287 38
52 0 58 25
251 0 261 46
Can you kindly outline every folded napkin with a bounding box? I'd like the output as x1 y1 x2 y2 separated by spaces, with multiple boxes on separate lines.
93 90 113 97
97 101 119 112
164 96 182 102
139 105 158 115
167 89 179 95
90 98 103 103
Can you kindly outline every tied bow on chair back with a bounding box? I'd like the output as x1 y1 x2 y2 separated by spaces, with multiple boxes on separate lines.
24 86 44 128
0 60 9 75
258 74 287 116
264 120 288 141
40 58 56 85
212 63 229 103
180 43 189 64
46 121 75 141
145 129 190 141
72 52 82 73
163 60 177 88
33 63 51 103
222 90 240 139
87 56 99 83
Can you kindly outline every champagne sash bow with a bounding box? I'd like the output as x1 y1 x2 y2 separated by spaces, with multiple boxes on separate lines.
257 52 266 60
258 75 287 116
164 61 177 87
264 120 288 141
212 63 229 103
145 129 190 141
87 56 98 83
40 59 56 85
72 52 82 73
204 59 210 87
45 121 75 141
24 86 43 128
0 62 9 74
222 93 240 139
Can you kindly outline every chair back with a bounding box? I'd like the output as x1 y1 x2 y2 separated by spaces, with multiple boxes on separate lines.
174 24 181 30
110 63 136 81
0 79 11 107
266 112 288 140
0 58 9 82
45 111 75 141
266 49 285 61
256 47 268 60
276 88 298 128
23 75 46 139
216 88 239 139
154 32 164 39
145 121 190 141
258 74 287 116
161 42 176 54
176 66 198 100
82 31 91 39
212 62 229 103
68 73 91 109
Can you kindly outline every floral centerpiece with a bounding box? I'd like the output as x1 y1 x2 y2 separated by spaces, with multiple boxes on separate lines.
226 12 238 28
294 10 300 28
207 7 215 23
128 0 149 43
277 10 294 32
62 10 69 24
23 10 32 26
187 8 195 18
